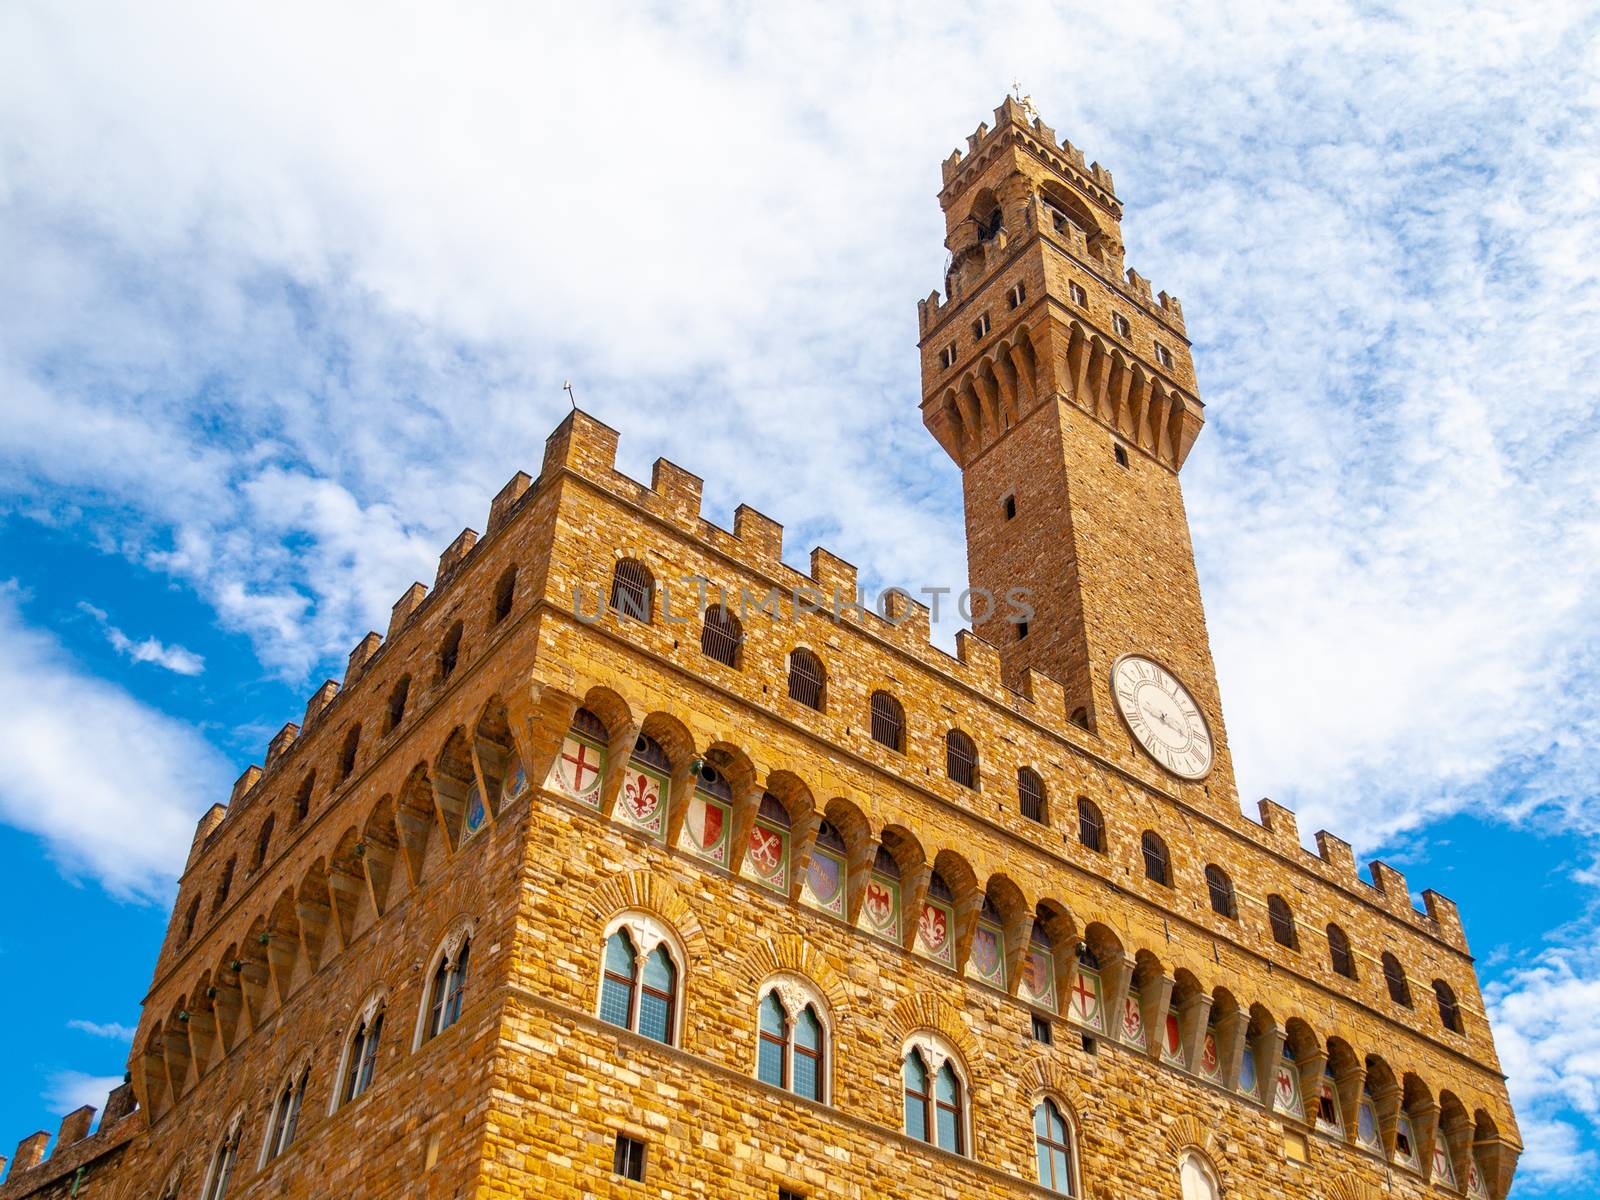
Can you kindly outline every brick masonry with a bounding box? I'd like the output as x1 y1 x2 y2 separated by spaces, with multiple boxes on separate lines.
0 99 1518 1200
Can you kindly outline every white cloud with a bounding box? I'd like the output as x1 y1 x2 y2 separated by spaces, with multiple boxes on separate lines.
0 582 231 902
75 602 204 676
65 1020 136 1042
1488 930 1600 1187
42 1071 123 1119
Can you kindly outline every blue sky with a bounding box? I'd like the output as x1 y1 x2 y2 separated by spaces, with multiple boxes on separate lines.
1 2 1598 1193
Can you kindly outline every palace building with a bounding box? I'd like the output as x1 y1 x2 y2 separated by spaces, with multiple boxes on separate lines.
0 97 1519 1199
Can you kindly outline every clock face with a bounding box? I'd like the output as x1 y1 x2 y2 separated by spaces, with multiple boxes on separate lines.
1111 655 1214 780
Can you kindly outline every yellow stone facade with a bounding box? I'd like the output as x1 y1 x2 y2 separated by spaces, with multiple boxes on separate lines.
0 98 1518 1200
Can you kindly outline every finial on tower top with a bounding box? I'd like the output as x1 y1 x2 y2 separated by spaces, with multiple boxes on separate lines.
1009 79 1039 122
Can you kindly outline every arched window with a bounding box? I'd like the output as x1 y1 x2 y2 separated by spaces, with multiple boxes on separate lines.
1018 767 1046 823
201 1120 242 1200
438 622 464 682
1205 865 1236 918
1268 894 1298 949
180 896 200 944
1034 1099 1077 1194
1327 924 1357 979
870 691 905 752
1383 952 1413 1007
384 676 410 734
339 724 361 781
1434 980 1464 1033
263 1065 308 1163
251 814 275 871
945 729 978 788
1178 1150 1220 1200
598 919 680 1045
292 772 315 825
423 934 471 1042
493 565 517 624
610 559 654 623
902 1041 965 1154
755 979 828 1103
340 1002 384 1107
1141 831 1170 886
700 604 743 668
212 857 236 914
1077 798 1104 852
787 648 825 710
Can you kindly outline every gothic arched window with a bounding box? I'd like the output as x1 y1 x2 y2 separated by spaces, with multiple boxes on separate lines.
870 691 905 752
700 604 743 668
1383 952 1413 1008
263 1066 308 1163
756 980 827 1103
201 1119 242 1200
1141 831 1170 886
1205 865 1236 919
1178 1150 1220 1200
1268 894 1298 949
1077 798 1104 852
787 647 825 709
292 771 315 825
340 1002 384 1107
1034 1098 1078 1194
945 729 978 788
610 559 654 623
1327 923 1357 979
423 934 471 1042
1018 767 1046 823
1434 979 1464 1033
902 1042 966 1155
599 921 680 1046
212 857 236 914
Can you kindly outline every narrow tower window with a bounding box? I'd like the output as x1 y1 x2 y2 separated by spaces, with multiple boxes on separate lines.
1077 799 1104 853
1383 952 1413 1007
1141 831 1170 886
869 691 905 753
438 622 464 682
1018 767 1046 824
700 604 743 668
1205 865 1236 919
945 729 978 789
787 648 825 710
1433 980 1464 1033
1008 282 1026 309
1327 923 1357 979
493 565 517 624
610 559 655 623
1068 281 1087 306
1268 894 1298 949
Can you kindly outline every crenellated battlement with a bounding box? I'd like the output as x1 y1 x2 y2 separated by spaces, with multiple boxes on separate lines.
0 1081 138 1198
941 96 1119 210
177 407 1466 966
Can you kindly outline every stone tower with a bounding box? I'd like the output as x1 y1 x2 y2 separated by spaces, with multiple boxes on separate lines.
918 96 1232 808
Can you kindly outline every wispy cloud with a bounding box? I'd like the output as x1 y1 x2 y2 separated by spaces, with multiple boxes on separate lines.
66 1019 135 1042
76 602 204 676
0 582 231 901
42 1071 122 1119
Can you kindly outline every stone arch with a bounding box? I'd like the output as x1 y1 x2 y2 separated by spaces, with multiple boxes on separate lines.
583 869 708 966
266 887 303 1003
820 796 874 923
433 727 477 849
361 794 402 914
161 996 194 1097
395 763 434 887
185 968 218 1077
929 846 981 969
471 693 514 819
731 933 849 1017
328 826 366 948
210 943 244 1052
885 993 979 1075
762 768 819 903
295 857 334 971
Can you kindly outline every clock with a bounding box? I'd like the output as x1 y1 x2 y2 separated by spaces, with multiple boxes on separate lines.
1110 655 1214 780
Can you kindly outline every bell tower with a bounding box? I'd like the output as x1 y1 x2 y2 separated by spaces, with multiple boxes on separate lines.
918 96 1235 803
